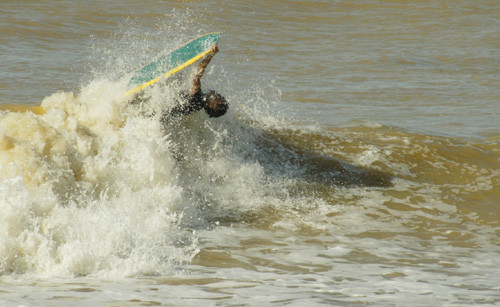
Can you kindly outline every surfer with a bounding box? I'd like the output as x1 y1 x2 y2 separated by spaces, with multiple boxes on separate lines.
167 44 228 119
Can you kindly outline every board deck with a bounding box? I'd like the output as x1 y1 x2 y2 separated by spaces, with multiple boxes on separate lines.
125 32 221 96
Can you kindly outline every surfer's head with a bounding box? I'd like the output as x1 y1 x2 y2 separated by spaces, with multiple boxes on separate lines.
204 90 228 118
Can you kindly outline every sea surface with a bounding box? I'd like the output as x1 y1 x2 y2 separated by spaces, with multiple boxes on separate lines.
1 0 499 305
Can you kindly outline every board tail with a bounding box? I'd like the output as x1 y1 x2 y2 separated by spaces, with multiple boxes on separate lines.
0 104 46 115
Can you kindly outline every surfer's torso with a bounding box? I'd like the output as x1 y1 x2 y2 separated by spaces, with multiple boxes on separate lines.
168 89 205 117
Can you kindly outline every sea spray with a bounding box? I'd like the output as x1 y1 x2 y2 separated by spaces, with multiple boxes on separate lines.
0 79 202 277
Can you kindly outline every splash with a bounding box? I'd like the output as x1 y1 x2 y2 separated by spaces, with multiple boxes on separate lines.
0 28 284 277
0 76 196 277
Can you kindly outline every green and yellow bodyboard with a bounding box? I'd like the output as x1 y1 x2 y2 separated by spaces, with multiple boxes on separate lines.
0 32 221 114
125 32 221 96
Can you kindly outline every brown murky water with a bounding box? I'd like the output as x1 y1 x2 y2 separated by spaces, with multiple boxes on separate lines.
1 0 499 305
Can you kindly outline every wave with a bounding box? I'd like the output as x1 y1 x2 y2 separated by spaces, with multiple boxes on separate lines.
1 50 499 280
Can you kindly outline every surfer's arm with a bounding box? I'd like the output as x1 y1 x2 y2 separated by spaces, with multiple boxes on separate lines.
190 44 218 95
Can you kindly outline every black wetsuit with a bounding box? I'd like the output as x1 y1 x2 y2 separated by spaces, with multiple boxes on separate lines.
169 89 205 117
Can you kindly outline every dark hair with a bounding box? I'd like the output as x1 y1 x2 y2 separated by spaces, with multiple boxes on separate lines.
204 90 228 118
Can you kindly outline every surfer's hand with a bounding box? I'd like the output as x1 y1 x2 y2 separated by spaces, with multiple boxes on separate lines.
210 44 219 54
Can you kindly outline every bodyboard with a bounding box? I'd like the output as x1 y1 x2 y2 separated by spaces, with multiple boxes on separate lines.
0 32 221 114
125 32 221 96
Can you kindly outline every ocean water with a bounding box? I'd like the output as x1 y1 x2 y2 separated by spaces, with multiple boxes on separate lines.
1 0 499 305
